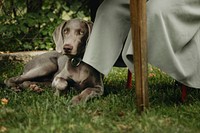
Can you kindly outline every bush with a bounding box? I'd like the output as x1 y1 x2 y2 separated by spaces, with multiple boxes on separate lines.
0 0 90 52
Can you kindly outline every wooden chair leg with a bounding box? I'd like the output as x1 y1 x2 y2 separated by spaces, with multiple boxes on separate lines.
181 84 187 102
130 0 149 113
126 70 132 89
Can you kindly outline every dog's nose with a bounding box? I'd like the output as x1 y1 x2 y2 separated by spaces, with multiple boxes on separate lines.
63 44 73 52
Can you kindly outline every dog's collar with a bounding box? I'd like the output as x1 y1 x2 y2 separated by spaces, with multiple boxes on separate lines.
70 57 82 67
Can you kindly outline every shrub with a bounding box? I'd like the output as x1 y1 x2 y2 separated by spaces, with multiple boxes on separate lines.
0 0 90 52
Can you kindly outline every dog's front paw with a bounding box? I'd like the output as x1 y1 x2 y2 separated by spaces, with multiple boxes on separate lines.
52 77 68 91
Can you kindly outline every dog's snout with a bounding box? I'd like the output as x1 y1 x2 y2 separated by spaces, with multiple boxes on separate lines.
63 44 73 52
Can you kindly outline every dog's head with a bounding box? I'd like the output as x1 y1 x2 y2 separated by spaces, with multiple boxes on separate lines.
53 19 93 57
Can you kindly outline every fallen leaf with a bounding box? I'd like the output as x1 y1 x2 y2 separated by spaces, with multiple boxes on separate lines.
0 126 7 132
148 73 156 78
1 98 8 105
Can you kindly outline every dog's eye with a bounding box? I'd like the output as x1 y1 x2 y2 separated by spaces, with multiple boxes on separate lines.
80 31 84 35
77 30 84 35
63 29 69 34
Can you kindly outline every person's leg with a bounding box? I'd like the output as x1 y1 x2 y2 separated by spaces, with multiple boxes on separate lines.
147 0 200 87
83 0 130 75
123 0 200 87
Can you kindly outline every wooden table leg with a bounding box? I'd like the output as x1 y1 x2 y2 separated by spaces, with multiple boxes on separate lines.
130 0 149 113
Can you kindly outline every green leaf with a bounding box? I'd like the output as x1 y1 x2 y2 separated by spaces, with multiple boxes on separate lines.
62 5 70 11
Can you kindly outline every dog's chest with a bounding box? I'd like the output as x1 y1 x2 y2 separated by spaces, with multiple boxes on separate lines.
67 63 92 88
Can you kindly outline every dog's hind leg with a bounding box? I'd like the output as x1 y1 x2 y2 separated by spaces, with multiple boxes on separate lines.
12 63 57 84
4 62 57 91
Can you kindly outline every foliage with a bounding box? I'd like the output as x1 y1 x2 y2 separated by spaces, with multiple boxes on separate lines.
0 0 90 52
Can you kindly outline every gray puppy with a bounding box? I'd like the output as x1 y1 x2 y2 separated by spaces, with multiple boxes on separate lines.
4 19 104 105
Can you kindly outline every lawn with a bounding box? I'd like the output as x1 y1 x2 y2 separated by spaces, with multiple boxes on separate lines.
0 60 200 133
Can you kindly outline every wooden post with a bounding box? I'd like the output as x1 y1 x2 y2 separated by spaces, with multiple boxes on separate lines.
130 0 149 113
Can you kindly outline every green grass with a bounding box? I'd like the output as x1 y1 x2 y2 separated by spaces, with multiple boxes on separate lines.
1 61 200 133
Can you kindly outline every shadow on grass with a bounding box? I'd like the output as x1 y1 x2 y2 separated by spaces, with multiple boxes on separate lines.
1 60 200 107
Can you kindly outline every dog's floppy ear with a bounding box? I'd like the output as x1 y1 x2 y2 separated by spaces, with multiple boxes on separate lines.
85 21 93 43
52 21 67 53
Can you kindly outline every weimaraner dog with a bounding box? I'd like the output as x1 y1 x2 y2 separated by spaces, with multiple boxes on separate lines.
4 19 104 105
